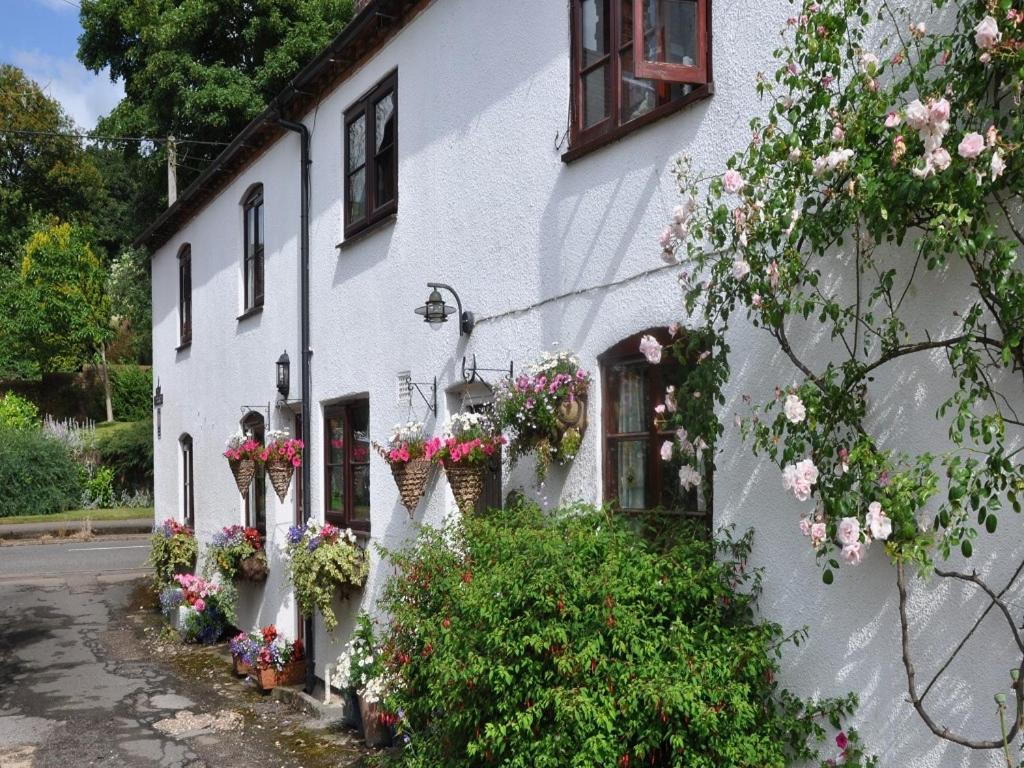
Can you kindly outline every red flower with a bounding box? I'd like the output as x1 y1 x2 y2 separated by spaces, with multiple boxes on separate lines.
835 731 849 751
261 625 278 644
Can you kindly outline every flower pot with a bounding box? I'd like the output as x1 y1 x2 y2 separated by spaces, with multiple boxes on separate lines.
443 462 486 514
172 605 191 633
231 653 251 677
238 554 269 582
254 658 305 691
390 456 433 516
358 694 393 748
228 458 257 498
266 456 295 503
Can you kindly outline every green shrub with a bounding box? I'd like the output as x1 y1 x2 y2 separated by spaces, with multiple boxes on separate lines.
96 418 153 491
80 465 116 508
376 502 875 768
0 428 82 517
149 519 198 588
110 366 153 422
0 393 39 430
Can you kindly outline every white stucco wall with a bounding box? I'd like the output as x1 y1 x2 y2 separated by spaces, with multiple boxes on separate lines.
151 1 1020 764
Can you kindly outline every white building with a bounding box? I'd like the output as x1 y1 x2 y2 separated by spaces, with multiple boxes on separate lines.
142 2 1017 764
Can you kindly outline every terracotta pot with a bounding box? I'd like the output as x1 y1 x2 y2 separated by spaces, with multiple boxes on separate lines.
443 462 486 514
266 456 295 503
254 658 305 691
228 458 257 498
358 694 393 748
390 456 433 516
238 554 269 582
231 653 251 677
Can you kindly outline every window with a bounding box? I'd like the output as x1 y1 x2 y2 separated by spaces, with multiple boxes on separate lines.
344 72 397 237
241 412 266 536
568 0 711 155
324 400 370 532
599 328 709 517
178 245 192 345
180 434 195 528
293 413 304 525
242 186 264 312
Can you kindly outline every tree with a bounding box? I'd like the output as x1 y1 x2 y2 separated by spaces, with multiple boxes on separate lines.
78 0 355 194
657 0 1024 759
0 65 105 265
18 221 115 420
108 246 152 363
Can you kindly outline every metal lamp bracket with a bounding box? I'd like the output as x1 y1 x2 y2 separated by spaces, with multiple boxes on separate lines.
461 355 514 392
239 403 272 423
409 377 437 416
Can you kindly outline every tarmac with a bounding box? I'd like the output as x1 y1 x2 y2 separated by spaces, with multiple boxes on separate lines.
0 517 152 540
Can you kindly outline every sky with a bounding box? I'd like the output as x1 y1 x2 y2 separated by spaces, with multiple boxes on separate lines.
1 0 124 130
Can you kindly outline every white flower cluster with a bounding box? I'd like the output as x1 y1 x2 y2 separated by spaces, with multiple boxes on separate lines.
526 350 581 377
224 429 252 451
390 420 424 444
444 410 493 438
265 428 290 444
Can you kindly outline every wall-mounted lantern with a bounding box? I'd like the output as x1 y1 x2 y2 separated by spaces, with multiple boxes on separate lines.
153 380 164 439
414 282 474 337
276 351 290 399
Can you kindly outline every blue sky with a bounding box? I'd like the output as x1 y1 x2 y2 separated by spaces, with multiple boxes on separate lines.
1 0 124 129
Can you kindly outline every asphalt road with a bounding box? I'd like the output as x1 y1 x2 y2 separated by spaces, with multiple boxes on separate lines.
0 536 151 581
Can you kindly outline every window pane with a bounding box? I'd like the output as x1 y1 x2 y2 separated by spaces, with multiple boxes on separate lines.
351 464 370 520
375 92 395 152
642 0 698 67
350 403 370 464
611 440 648 510
374 91 396 207
348 169 366 222
608 362 648 433
328 416 345 465
348 114 366 172
620 47 657 122
620 0 633 45
256 201 264 246
245 258 255 307
582 64 609 128
329 465 345 512
580 0 607 66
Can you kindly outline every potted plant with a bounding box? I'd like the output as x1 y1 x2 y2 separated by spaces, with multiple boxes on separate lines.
248 625 305 691
168 573 229 644
333 613 393 748
494 350 591 481
263 429 304 502
426 412 505 514
207 525 269 582
223 430 262 498
148 518 198 589
285 521 369 631
374 421 433 515
229 631 258 676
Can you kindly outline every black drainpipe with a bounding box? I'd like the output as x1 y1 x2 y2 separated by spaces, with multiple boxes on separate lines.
277 115 315 694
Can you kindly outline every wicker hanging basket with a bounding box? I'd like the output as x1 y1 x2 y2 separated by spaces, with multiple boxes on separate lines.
228 458 257 498
266 457 295 503
556 396 588 434
390 457 433 516
444 462 486 514
238 553 269 582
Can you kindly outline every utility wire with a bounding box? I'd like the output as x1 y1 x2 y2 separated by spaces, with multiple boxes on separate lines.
0 127 231 147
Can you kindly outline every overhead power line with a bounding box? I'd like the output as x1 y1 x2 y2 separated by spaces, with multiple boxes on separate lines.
0 127 231 147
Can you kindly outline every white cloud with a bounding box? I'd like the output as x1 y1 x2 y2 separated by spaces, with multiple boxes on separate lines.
11 49 124 131
32 0 77 12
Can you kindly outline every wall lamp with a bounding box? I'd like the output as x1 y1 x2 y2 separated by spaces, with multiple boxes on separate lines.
414 283 474 336
153 380 164 439
276 351 291 399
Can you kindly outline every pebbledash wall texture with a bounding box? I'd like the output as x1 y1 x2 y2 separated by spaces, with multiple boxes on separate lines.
149 1 1018 765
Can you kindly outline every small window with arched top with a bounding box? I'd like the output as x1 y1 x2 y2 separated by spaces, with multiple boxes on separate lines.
180 434 194 528
242 186 264 313
241 411 266 536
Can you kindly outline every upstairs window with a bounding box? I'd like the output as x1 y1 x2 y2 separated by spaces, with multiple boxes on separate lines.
178 245 192 345
568 0 711 157
243 186 264 313
344 72 397 238
325 399 370 533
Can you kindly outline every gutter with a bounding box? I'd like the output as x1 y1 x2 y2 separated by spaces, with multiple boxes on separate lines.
276 116 315 694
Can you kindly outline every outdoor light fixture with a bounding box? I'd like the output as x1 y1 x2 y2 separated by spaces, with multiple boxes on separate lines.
276 351 291 399
153 380 164 439
414 282 474 336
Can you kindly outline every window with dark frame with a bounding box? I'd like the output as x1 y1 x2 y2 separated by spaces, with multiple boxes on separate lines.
599 328 710 519
293 412 304 526
344 72 397 238
181 434 195 529
243 186 264 312
178 245 192 345
569 0 711 155
241 412 267 536
324 400 370 532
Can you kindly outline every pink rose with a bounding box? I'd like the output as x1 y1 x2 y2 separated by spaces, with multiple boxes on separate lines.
194 598 206 612
928 97 950 125
837 516 861 547
639 335 663 365
974 15 1001 49
731 259 751 280
660 441 673 462
931 147 951 172
810 522 826 547
842 542 866 565
799 518 812 536
723 170 745 194
958 132 985 160
751 293 762 308
831 125 845 143
866 501 892 540
884 111 902 128
905 99 928 130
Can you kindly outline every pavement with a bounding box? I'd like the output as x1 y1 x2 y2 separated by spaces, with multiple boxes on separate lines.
0 518 152 541
0 537 370 767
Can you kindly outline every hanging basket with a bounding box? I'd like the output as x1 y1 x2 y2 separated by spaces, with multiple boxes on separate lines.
556 396 588 434
443 462 486 514
228 458 257 498
238 553 269 582
390 457 433 516
266 457 296 503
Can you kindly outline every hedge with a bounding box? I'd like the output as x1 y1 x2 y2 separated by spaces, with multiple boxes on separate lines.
110 366 153 422
0 428 82 517
96 418 153 492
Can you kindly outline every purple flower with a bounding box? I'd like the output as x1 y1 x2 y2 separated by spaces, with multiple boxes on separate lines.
307 537 321 552
286 525 305 545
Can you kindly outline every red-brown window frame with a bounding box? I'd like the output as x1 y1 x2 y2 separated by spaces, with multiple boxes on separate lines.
242 186 264 312
324 400 370 534
566 0 713 160
633 0 709 83
178 244 192 346
180 434 195 529
343 71 398 239
599 327 711 518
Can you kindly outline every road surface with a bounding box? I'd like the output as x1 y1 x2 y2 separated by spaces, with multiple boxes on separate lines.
0 536 151 580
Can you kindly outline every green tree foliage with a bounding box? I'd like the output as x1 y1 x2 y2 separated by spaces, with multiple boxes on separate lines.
377 502 874 768
110 365 153 421
0 428 83 517
96 418 154 492
108 247 152 361
78 0 356 190
0 65 105 265
0 393 40 430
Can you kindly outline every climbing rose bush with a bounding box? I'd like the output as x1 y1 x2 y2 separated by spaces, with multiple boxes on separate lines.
660 0 1024 584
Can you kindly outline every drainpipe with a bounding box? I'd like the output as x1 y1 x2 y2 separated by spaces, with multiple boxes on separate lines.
277 115 315 695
